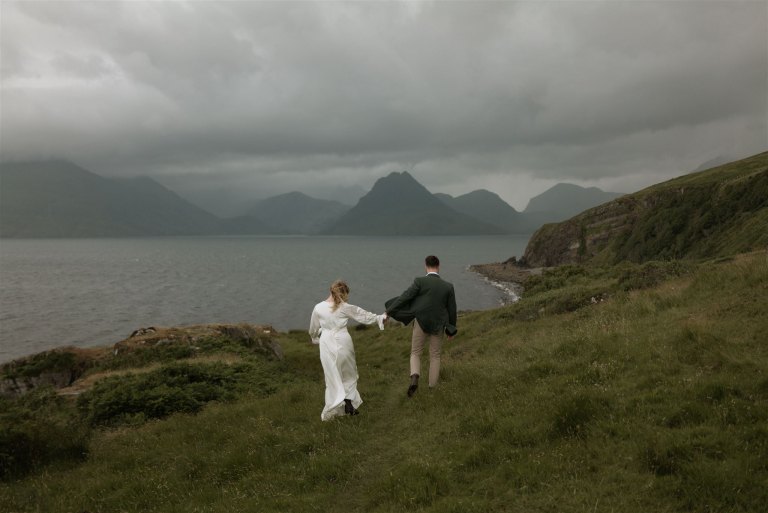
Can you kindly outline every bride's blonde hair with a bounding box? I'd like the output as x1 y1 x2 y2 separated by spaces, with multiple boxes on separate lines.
330 280 350 311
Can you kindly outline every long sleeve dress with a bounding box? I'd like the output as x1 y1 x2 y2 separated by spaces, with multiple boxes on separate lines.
309 300 385 421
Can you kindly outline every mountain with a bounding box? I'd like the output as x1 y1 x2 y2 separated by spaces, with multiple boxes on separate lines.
326 171 503 235
436 189 526 233
240 192 349 234
521 151 768 267
435 185 622 235
313 184 368 206
0 160 222 237
523 183 624 224
693 155 732 172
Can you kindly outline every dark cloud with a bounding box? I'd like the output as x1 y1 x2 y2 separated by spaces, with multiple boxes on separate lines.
1 1 765 211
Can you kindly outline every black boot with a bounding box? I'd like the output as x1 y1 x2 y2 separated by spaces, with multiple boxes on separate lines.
407 374 419 398
344 399 359 415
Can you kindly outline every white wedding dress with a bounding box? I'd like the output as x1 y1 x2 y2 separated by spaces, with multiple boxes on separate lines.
309 301 385 421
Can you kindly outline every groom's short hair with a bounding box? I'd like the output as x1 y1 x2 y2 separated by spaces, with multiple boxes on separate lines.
425 255 440 268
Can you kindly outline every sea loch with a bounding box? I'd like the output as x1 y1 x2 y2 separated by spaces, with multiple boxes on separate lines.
0 235 529 362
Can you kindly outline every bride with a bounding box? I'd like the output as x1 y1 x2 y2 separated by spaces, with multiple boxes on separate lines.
309 280 386 421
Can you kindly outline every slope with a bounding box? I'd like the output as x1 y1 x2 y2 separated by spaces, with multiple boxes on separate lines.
1 253 766 512
522 151 768 267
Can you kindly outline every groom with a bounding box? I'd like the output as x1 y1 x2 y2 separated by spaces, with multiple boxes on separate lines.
385 255 457 397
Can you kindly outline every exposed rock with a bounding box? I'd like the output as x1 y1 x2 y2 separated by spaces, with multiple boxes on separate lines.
129 326 157 337
114 323 283 360
469 260 542 285
0 346 108 398
522 198 637 267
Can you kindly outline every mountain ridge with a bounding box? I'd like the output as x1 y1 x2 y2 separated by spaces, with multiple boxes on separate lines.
1 160 628 238
222 192 349 235
0 160 221 237
522 183 625 231
325 171 503 235
436 189 526 233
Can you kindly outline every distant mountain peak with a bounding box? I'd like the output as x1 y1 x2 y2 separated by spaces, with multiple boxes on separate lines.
524 183 623 214
543 183 602 193
386 170 414 178
461 189 506 201
274 191 313 200
326 171 502 235
361 170 438 205
436 188 523 233
233 191 349 234
375 170 421 187
694 156 732 172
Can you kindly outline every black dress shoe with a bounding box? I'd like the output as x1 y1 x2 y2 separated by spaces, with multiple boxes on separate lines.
407 374 419 398
344 399 359 415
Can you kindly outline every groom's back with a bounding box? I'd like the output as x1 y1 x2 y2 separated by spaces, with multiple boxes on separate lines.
410 275 455 334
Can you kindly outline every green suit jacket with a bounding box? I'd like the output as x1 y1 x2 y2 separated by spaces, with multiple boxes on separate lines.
385 274 457 336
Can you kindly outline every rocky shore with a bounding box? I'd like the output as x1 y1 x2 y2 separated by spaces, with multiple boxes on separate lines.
468 256 543 304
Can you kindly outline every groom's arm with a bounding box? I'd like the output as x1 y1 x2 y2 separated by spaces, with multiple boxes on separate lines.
447 285 457 327
386 279 420 314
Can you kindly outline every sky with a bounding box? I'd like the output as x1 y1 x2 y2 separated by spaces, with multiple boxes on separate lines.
1 0 766 215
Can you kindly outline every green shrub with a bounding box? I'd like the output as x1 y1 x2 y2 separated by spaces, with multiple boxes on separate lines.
617 260 694 291
0 389 89 481
100 344 196 371
77 362 254 426
523 265 591 295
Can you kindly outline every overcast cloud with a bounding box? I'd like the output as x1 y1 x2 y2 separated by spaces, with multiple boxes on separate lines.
1 0 766 213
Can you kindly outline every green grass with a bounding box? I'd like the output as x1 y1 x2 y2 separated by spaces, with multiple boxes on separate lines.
1 253 767 512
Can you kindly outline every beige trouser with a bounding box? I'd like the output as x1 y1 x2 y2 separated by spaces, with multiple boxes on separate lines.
410 320 444 387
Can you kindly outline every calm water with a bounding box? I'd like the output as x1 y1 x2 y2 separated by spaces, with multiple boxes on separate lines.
0 235 529 362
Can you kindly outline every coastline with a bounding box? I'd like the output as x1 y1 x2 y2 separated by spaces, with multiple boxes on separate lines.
0 235 529 364
468 257 543 305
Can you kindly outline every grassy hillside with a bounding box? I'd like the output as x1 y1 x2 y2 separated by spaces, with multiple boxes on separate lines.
523 151 768 267
1 253 767 512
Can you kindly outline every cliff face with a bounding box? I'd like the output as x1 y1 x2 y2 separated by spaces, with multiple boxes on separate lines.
522 151 768 267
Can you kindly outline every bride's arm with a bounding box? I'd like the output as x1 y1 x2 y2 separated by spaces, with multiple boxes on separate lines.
341 303 386 330
308 306 321 344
